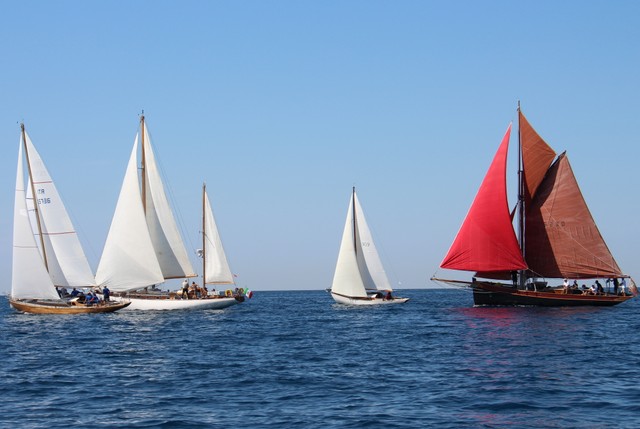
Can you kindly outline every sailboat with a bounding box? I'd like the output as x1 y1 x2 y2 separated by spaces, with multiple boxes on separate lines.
330 187 408 305
432 105 635 306
95 115 243 311
9 124 130 314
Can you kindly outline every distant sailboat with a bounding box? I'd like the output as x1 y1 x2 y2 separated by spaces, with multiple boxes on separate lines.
9 124 129 314
330 187 408 305
96 115 244 310
432 105 635 306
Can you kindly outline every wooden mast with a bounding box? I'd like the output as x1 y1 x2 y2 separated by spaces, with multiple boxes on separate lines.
352 186 357 254
202 182 206 288
21 123 49 271
140 112 147 214
516 101 526 288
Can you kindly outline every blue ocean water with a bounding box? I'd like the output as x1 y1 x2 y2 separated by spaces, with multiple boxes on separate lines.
1 289 639 429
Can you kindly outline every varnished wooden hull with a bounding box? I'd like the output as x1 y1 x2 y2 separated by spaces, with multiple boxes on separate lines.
472 282 633 307
9 299 131 314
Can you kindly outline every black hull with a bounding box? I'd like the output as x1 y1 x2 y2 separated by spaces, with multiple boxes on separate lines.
472 282 632 307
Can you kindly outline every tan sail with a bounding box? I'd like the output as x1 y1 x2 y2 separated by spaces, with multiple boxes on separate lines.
525 153 623 279
519 111 556 204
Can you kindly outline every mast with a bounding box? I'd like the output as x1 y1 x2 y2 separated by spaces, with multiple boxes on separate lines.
352 187 357 254
21 123 49 271
140 112 147 214
202 182 206 288
517 101 525 288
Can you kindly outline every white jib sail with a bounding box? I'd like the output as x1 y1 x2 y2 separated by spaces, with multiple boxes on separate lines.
142 126 196 279
95 136 164 291
204 190 234 285
330 193 368 298
12 139 60 300
23 132 96 287
353 192 392 291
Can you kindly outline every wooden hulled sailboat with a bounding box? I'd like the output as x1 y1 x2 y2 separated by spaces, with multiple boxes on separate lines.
95 115 243 310
432 106 635 306
9 124 130 314
330 187 408 305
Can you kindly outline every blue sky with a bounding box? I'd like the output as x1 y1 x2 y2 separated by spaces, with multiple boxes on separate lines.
1 1 638 293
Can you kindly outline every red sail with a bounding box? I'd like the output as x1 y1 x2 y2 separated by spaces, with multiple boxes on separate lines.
519 111 556 204
441 125 527 272
524 153 623 278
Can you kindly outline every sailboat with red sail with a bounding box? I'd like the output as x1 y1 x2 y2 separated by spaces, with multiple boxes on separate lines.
432 105 635 306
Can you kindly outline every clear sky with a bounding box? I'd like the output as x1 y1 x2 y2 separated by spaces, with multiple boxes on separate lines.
1 1 638 293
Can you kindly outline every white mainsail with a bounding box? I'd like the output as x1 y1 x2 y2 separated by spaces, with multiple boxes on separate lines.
96 117 196 292
331 197 368 298
203 188 234 285
95 137 164 291
330 189 392 298
23 133 95 287
11 137 63 301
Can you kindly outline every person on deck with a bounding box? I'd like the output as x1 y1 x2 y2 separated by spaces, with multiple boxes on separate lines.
385 291 393 300
613 278 620 295
181 279 189 299
190 282 197 299
102 286 111 302
70 288 80 297
85 292 99 306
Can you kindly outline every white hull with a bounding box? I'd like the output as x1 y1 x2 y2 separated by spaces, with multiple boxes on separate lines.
330 292 409 306
112 295 240 311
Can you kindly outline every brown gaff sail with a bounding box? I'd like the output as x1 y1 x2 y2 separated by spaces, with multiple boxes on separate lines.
441 110 625 282
524 150 623 280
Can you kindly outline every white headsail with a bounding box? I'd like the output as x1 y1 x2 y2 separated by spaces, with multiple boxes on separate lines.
142 125 196 279
203 188 234 285
353 192 392 291
23 132 95 287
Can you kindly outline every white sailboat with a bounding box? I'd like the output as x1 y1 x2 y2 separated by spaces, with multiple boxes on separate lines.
329 187 408 305
95 115 242 310
10 124 129 314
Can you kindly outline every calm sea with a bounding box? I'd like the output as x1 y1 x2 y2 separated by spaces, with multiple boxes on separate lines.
1 289 639 428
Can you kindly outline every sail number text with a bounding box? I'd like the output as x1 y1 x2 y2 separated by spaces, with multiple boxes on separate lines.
36 188 52 205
